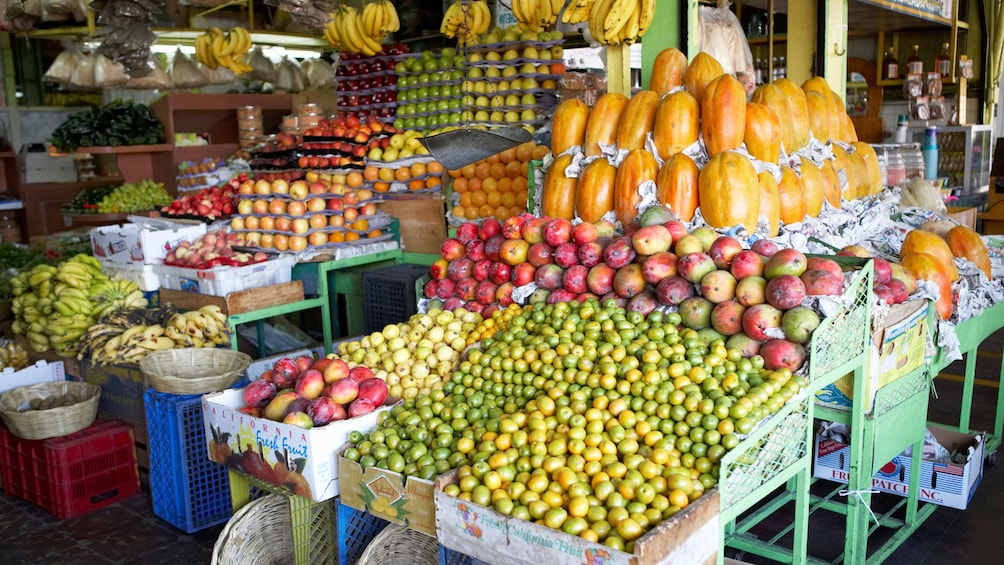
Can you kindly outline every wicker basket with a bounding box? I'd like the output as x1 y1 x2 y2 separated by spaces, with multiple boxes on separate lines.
140 348 251 395
212 494 293 565
356 523 440 565
0 381 100 440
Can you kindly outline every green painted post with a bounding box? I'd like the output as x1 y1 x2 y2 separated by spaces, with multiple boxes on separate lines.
641 0 690 90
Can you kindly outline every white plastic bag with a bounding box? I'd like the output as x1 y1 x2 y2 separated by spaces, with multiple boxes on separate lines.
69 53 96 88
247 47 276 83
43 46 82 84
699 1 755 94
93 54 129 87
301 58 336 89
170 48 208 89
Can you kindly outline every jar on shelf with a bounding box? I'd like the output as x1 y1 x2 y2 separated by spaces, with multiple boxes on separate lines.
0 214 21 243
236 106 264 130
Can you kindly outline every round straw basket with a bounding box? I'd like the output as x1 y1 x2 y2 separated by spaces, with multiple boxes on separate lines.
140 348 251 395
212 494 293 565
356 522 441 565
0 381 100 440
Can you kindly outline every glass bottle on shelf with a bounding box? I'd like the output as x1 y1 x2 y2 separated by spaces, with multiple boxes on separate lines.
778 56 786 79
935 42 951 77
907 44 924 74
883 47 899 80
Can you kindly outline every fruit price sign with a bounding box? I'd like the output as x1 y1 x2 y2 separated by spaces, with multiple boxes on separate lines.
202 389 394 502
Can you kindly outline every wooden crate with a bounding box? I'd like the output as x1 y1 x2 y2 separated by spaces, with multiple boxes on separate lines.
158 280 305 315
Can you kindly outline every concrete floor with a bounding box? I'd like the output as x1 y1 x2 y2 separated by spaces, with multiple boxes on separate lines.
1 329 1002 564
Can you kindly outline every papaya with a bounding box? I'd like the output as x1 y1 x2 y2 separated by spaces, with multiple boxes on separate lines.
584 93 629 157
541 153 577 220
847 151 871 199
701 74 746 157
614 149 659 226
745 102 781 163
777 165 805 225
838 109 859 143
655 153 699 222
805 90 833 143
851 142 882 195
827 90 849 142
820 159 842 209
946 225 992 279
684 51 725 102
798 157 825 217
901 252 953 320
652 90 699 160
575 158 617 223
758 171 781 236
551 98 589 156
830 146 856 201
616 90 660 151
650 47 689 96
751 83 794 154
901 229 959 282
699 151 760 232
774 78 810 151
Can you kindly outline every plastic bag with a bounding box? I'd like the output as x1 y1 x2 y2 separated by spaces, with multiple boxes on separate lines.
170 48 208 89
699 1 755 94
93 53 129 87
204 64 238 85
247 47 276 83
123 54 170 89
40 0 79 20
274 57 305 92
900 177 947 214
69 53 96 88
43 46 82 84
302 58 336 89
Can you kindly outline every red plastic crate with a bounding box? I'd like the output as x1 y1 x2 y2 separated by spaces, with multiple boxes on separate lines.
0 419 140 518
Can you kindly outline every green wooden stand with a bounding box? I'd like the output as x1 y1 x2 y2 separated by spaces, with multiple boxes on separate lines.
721 263 874 564
929 300 1004 461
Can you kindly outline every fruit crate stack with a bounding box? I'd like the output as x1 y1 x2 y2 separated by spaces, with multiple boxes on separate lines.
393 49 465 133
0 419 140 518
145 388 235 533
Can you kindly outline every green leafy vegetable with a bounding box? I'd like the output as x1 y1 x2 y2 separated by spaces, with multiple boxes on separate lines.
49 100 165 151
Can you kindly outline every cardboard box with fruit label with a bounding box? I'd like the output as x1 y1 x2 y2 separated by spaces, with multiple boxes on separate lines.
434 471 721 565
338 454 436 536
91 222 207 265
202 388 396 502
813 426 984 510
815 298 932 414
0 360 65 395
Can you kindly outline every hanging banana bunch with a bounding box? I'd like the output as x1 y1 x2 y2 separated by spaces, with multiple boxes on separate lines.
440 0 491 45
561 0 593 24
585 0 656 45
324 1 400 55
195 27 253 74
510 0 565 32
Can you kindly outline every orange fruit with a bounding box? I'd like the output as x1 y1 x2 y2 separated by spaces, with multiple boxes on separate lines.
345 231 360 242
497 177 513 193
453 177 469 193
459 192 472 207
494 206 508 220
501 192 517 207
363 165 379 181
471 191 487 206
367 229 382 238
409 179 426 191
486 153 500 165
533 145 549 160
490 162 506 179
452 204 465 217
350 219 369 231
481 177 498 193
346 171 364 187
513 176 528 192
448 167 462 178
378 167 395 182
468 177 483 192
465 206 479 220
428 161 445 174
425 177 441 188
328 231 345 243
410 162 428 177
516 144 533 162
499 147 517 163
479 204 494 218
395 167 411 182
373 182 390 193
486 191 503 207
506 161 523 179
461 164 477 178
520 162 529 176
475 162 492 179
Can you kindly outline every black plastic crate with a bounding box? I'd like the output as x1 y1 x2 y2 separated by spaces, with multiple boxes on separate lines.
362 264 429 333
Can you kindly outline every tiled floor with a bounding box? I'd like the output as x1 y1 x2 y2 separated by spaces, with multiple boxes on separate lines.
2 330 1002 564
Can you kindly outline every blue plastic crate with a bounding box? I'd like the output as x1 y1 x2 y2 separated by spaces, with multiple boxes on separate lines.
337 500 389 564
440 545 491 565
145 386 239 533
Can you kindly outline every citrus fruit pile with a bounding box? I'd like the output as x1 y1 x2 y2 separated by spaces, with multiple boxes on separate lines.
344 298 806 551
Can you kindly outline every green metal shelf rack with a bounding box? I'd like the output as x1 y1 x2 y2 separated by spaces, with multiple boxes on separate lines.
929 300 1004 461
720 262 874 564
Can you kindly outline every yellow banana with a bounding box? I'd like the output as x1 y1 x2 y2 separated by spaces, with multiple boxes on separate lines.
589 0 613 42
604 0 636 41
381 0 400 33
138 337 175 351
637 0 655 36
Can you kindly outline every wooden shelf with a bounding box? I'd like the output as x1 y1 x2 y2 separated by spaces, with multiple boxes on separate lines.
75 144 173 155
849 0 954 33
748 35 787 45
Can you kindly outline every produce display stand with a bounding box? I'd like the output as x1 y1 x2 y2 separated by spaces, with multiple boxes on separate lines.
74 144 175 187
223 219 404 357
928 301 1004 461
722 262 874 565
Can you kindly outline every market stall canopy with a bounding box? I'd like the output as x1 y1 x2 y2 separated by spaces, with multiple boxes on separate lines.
418 126 532 170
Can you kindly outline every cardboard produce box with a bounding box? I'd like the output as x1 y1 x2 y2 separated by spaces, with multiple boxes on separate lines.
813 426 985 510
379 195 447 255
815 298 932 414
158 281 305 316
435 471 721 565
201 388 396 502
83 362 146 425
91 222 207 264
338 454 436 536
